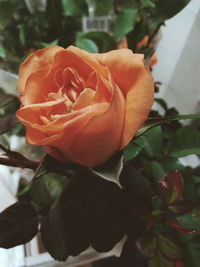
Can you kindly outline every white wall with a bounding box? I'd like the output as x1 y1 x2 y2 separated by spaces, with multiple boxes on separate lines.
153 0 200 115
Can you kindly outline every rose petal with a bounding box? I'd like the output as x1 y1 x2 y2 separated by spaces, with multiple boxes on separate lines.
21 65 51 105
86 71 112 104
121 67 154 147
62 76 126 166
93 49 154 147
72 88 95 110
18 46 63 93
16 98 66 125
67 46 108 78
93 49 145 96
44 102 110 161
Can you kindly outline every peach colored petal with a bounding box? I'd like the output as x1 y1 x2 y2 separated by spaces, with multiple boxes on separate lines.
59 76 126 166
16 98 66 125
136 36 149 50
117 37 128 49
149 54 158 67
93 49 145 96
21 65 51 106
72 88 95 110
67 46 108 78
18 102 109 148
120 67 154 148
18 46 63 93
44 102 110 161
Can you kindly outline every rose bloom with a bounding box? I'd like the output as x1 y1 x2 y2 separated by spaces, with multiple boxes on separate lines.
16 46 154 167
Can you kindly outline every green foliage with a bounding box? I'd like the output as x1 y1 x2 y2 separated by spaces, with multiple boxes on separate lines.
114 6 138 41
40 206 69 261
75 37 99 52
0 201 38 248
140 0 156 9
62 0 87 17
168 126 200 157
0 0 192 71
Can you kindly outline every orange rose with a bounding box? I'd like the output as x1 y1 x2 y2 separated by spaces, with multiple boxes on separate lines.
16 46 154 167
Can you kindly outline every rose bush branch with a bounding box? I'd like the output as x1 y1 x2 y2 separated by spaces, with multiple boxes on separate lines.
0 156 38 170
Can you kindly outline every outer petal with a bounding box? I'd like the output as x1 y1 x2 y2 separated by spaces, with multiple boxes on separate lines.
93 49 154 148
18 46 63 93
121 67 154 147
93 49 145 95
20 65 51 105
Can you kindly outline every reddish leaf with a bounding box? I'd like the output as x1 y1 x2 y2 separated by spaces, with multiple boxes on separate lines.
158 171 184 205
175 261 184 267
136 232 157 260
0 57 7 63
168 200 191 215
167 211 200 234
0 114 18 134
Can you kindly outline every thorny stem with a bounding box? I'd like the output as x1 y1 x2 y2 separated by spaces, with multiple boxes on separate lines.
0 157 39 170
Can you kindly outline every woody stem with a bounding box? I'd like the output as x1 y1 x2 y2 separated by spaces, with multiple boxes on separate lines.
0 157 39 170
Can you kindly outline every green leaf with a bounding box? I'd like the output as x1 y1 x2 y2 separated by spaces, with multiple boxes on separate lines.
149 250 176 267
33 154 72 180
90 0 114 16
182 167 198 202
114 6 138 41
40 211 69 261
0 201 38 248
18 24 26 46
143 126 163 157
173 210 200 231
181 236 200 267
18 155 73 197
168 126 200 157
34 40 58 49
140 0 155 8
158 171 184 205
157 234 183 261
62 0 87 16
144 161 166 183
91 151 123 188
31 173 69 209
158 156 184 173
46 177 90 256
137 114 200 138
0 46 5 58
121 166 153 202
75 38 99 53
83 177 127 252
0 2 16 25
77 31 116 52
123 136 146 162
136 232 157 260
